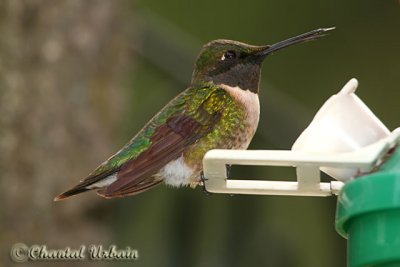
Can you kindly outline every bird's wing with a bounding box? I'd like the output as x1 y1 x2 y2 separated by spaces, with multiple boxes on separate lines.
98 113 217 198
55 85 231 200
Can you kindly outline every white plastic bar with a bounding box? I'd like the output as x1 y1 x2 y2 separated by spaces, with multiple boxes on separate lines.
203 130 400 197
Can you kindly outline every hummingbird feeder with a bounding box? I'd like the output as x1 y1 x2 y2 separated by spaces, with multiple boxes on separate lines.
203 78 400 267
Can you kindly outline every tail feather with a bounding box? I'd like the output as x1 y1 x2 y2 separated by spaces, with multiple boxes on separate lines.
54 170 118 201
54 186 91 201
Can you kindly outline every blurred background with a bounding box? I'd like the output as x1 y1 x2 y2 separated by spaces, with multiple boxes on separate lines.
1 0 399 266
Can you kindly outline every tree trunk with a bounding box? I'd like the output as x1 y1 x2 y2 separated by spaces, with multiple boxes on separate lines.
0 1 135 265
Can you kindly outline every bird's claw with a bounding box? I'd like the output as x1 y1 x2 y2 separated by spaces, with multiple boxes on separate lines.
200 171 212 196
199 166 231 196
226 164 231 178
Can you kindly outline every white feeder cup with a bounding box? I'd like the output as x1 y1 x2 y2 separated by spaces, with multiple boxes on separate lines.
292 78 390 181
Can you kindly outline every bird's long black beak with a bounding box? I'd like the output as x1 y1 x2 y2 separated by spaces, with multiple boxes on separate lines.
256 27 335 59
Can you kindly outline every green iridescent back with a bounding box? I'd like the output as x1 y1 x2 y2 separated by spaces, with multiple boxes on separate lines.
87 83 243 178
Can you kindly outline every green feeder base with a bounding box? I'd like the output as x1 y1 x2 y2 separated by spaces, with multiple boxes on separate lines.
336 148 400 267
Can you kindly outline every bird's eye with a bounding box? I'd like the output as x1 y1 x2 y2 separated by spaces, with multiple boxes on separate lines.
221 50 237 61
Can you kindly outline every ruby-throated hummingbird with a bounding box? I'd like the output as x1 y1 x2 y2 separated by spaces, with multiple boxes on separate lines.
55 27 334 200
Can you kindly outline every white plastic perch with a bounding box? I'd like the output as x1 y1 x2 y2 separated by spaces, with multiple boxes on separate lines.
203 130 400 196
203 79 399 196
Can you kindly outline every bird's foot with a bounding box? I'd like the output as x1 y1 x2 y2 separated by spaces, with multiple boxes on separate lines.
226 164 235 197
226 164 231 178
200 171 212 196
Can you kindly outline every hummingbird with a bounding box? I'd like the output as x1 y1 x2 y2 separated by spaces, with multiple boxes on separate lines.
55 27 334 201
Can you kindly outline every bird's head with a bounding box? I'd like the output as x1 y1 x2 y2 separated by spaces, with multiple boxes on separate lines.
191 27 334 93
